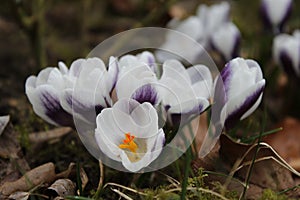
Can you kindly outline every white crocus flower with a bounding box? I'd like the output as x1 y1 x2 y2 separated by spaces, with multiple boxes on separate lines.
95 98 165 172
26 57 118 126
156 16 206 62
60 57 118 124
214 57 266 130
200 57 266 158
211 22 241 61
273 30 300 77
156 2 230 63
261 0 292 32
196 1 230 38
25 64 74 127
158 60 212 125
116 52 159 105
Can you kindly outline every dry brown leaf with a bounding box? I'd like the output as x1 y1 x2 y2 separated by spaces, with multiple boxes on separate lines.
193 134 300 199
264 117 300 171
0 115 9 136
48 179 75 197
80 167 89 192
29 127 72 143
0 162 56 196
0 119 30 188
8 191 30 200
0 162 76 197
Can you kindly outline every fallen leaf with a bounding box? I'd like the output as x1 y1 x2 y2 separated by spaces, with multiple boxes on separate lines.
193 134 300 199
8 191 30 200
0 119 30 189
0 162 75 197
0 115 9 136
80 167 89 192
29 127 72 143
0 162 56 196
264 117 300 171
48 179 75 197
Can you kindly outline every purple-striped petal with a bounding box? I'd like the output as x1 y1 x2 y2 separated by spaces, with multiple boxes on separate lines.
280 50 296 76
223 81 265 130
213 62 232 106
39 89 74 127
132 84 159 105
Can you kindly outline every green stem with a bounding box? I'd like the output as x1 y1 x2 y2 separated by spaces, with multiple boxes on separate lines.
240 113 266 199
181 144 192 200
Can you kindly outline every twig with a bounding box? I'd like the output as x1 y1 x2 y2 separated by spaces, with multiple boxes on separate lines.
111 188 134 200
103 182 148 196
97 161 104 190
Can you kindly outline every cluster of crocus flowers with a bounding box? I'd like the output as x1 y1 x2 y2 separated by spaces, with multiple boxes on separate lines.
25 50 266 171
156 2 241 63
273 30 300 78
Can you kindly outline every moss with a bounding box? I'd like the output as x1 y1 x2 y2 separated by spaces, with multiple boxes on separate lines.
259 189 291 200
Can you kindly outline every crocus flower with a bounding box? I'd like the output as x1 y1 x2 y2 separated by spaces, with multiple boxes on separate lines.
199 58 266 157
211 22 241 61
95 98 165 172
156 16 206 62
60 57 118 124
261 0 292 33
196 1 230 38
25 63 74 127
158 60 212 125
156 2 231 62
273 30 300 77
115 52 159 105
214 57 266 130
26 57 118 126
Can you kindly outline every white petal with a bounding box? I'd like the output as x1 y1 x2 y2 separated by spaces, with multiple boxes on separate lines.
161 60 190 85
35 67 53 85
197 2 230 36
226 58 262 100
69 58 85 77
211 22 240 61
95 124 122 162
96 108 125 145
58 61 69 74
130 102 159 138
263 0 292 26
187 64 213 99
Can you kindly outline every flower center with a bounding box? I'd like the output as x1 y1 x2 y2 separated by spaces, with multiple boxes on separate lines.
119 133 138 153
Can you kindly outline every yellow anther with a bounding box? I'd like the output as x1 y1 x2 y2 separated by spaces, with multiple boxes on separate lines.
119 133 138 153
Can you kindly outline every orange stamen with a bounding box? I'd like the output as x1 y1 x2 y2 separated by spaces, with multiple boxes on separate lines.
119 133 138 153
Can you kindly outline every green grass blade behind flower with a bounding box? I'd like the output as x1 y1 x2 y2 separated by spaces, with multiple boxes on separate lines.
241 127 283 143
180 146 192 200
240 111 267 199
277 184 300 195
187 122 197 158
180 123 194 200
